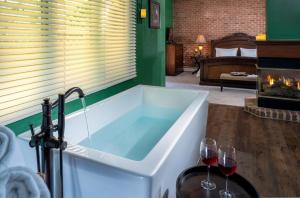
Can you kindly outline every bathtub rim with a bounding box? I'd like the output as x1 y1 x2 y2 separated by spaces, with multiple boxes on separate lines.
19 85 209 178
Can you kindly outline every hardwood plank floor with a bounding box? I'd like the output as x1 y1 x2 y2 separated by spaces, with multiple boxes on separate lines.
205 104 300 197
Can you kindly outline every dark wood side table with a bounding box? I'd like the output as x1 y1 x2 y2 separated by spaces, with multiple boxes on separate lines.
191 55 205 74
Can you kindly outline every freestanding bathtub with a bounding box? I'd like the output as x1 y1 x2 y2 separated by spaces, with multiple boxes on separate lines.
19 85 209 198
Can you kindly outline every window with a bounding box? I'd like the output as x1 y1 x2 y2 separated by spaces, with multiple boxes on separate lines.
0 0 136 124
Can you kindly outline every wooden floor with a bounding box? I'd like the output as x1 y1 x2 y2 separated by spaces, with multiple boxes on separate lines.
205 104 300 197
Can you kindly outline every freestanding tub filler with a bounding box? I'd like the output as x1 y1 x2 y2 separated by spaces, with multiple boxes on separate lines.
19 85 209 198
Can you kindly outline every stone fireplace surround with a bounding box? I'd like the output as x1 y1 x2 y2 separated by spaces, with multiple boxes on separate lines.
244 98 300 123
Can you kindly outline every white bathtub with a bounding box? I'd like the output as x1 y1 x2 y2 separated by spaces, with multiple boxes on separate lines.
19 85 209 198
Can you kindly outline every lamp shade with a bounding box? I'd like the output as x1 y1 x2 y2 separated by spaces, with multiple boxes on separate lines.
196 35 207 44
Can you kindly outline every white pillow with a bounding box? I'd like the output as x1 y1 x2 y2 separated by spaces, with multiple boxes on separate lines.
215 48 238 57
240 48 257 57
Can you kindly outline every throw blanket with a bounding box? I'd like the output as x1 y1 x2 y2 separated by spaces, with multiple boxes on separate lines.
0 166 50 198
0 126 25 172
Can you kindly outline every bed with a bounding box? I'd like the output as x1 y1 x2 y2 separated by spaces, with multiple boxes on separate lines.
200 33 257 88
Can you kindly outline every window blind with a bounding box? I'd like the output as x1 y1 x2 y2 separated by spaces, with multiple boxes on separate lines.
0 0 136 124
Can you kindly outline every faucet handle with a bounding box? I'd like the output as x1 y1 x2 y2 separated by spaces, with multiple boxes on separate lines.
29 124 36 147
29 124 35 135
29 124 42 174
43 98 50 103
59 140 67 151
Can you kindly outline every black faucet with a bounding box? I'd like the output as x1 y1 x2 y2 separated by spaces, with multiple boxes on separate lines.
29 87 85 198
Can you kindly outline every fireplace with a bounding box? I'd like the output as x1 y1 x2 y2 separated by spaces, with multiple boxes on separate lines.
256 41 300 111
258 68 300 98
257 66 300 110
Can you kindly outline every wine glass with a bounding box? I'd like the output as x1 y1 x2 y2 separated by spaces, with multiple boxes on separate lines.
200 138 218 190
218 145 237 198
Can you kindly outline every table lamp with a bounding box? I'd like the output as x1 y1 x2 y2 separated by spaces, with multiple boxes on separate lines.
195 34 207 55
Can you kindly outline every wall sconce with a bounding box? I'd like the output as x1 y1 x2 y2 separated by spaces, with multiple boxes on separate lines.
140 9 147 19
137 0 146 24
256 34 267 41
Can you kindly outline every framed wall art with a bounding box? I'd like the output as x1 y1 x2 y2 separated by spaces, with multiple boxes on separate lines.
149 0 160 29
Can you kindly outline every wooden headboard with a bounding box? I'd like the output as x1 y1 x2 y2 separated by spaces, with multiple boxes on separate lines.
210 33 256 57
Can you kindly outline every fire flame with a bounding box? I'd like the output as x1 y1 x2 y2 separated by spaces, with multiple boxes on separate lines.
266 74 300 90
282 77 293 87
267 75 275 86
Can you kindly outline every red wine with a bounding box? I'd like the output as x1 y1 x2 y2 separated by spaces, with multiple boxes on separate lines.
201 150 218 165
218 158 237 176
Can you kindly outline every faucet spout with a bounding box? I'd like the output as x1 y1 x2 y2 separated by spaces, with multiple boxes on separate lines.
64 87 85 99
52 87 85 108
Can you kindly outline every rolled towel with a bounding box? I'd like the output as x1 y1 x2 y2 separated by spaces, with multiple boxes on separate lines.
0 125 25 172
0 166 50 198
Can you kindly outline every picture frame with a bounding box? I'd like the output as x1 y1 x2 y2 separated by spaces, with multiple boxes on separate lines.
149 0 160 29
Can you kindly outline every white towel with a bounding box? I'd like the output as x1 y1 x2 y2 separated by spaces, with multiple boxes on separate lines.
0 125 25 172
0 166 50 198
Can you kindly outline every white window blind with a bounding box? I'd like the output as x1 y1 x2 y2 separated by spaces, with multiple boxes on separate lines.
0 0 136 124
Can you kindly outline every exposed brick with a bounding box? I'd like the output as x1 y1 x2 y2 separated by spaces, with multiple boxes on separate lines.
244 98 300 123
278 111 283 120
173 0 266 67
286 112 291 121
292 112 297 122
272 111 277 118
266 109 271 117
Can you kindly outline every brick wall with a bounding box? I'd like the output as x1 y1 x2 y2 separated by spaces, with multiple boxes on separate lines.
173 0 266 67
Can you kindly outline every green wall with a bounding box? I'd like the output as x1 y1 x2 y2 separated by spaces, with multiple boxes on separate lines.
267 0 300 40
137 0 167 86
165 0 173 28
6 0 172 135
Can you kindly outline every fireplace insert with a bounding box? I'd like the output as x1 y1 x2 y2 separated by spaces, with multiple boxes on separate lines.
257 58 300 111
